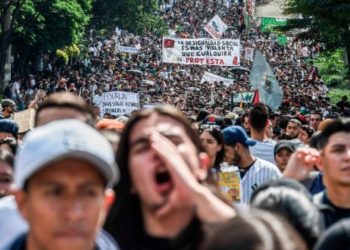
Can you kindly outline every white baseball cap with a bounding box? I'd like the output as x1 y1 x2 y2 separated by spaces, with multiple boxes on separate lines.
15 119 119 189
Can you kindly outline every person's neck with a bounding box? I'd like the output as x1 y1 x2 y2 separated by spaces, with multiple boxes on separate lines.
26 233 95 250
250 129 266 141
142 205 194 238
327 185 350 208
238 153 255 169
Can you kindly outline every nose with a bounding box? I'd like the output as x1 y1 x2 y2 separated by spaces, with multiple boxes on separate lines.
63 200 85 221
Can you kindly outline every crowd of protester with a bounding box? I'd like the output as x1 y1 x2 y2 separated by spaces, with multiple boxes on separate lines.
0 0 350 249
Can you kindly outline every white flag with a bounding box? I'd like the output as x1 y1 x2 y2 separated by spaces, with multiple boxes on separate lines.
204 15 228 39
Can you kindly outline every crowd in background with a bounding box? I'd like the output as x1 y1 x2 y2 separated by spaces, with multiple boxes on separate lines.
1 0 350 250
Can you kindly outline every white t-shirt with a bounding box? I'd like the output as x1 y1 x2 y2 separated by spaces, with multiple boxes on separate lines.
0 196 28 248
249 139 276 165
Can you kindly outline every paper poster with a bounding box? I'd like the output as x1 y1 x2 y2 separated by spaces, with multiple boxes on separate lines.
100 91 140 117
218 167 241 203
245 47 254 61
13 109 36 133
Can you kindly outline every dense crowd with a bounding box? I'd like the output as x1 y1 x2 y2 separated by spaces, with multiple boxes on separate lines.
0 0 350 250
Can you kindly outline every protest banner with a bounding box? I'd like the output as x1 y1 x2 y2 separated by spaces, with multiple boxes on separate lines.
201 71 234 86
13 109 36 133
162 37 240 66
260 17 287 32
218 165 241 203
116 45 140 54
245 47 254 61
204 14 228 39
100 91 140 117
232 92 254 103
249 50 283 110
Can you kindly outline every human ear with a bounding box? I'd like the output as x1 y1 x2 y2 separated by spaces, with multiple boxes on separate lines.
104 189 115 211
14 190 29 220
197 152 211 181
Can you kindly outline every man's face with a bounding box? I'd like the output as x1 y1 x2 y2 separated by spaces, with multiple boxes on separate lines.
0 161 13 198
128 114 201 215
319 132 350 187
286 121 300 139
15 159 113 250
224 145 241 166
275 148 293 172
310 114 322 130
5 105 15 114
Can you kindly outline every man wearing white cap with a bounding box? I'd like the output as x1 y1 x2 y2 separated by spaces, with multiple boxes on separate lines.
4 119 119 250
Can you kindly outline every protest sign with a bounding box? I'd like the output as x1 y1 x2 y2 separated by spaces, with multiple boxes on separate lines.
162 37 240 66
100 91 140 117
218 166 241 203
201 71 234 86
204 15 228 39
249 50 283 110
245 47 254 61
14 109 36 133
232 92 254 103
116 45 140 54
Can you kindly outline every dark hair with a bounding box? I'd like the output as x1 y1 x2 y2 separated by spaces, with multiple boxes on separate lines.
250 179 322 249
202 210 307 250
105 105 217 249
249 103 269 132
200 128 225 169
35 93 96 126
317 118 350 149
0 137 18 154
300 125 315 139
0 149 14 168
310 110 323 120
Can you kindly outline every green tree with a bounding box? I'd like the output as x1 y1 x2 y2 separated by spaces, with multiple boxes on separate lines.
92 0 166 35
281 0 350 76
13 0 91 72
0 0 26 89
0 0 92 85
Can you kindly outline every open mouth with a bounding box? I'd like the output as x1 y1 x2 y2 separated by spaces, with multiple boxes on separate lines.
155 170 173 194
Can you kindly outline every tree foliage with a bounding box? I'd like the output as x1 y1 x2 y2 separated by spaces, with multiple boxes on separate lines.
14 0 91 53
314 49 348 86
281 0 350 74
92 0 166 35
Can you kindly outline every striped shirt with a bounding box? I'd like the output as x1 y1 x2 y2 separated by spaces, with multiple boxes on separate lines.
249 139 276 165
240 158 281 203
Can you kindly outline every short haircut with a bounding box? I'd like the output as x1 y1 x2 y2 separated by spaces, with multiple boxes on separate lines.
35 93 96 126
249 103 269 132
310 110 323 119
317 119 350 149
288 119 301 127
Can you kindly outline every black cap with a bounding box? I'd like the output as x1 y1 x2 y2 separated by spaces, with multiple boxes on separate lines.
274 140 296 155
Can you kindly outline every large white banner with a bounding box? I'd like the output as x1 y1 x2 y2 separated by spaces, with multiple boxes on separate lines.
201 72 234 86
162 37 240 66
204 15 228 39
100 91 140 116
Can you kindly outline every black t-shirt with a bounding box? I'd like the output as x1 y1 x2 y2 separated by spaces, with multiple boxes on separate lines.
314 191 350 229
139 219 202 250
315 218 350 250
